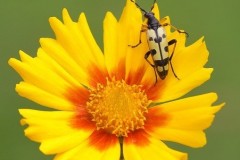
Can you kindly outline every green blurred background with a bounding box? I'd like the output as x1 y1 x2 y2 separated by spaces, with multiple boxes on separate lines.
0 0 239 159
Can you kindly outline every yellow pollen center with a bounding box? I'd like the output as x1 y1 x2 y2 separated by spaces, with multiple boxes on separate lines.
86 80 149 137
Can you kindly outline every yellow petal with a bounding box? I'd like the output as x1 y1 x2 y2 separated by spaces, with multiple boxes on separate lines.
152 128 207 148
9 51 71 96
123 142 142 160
145 93 224 147
104 1 153 82
98 140 120 160
49 16 81 61
125 0 156 84
49 16 89 68
150 68 213 102
170 37 209 78
9 50 89 110
17 82 74 110
19 109 94 154
152 2 160 21
19 109 91 141
103 12 118 76
61 9 106 69
40 131 93 155
124 131 187 160
77 12 105 68
48 10 107 87
40 38 90 87
36 48 81 88
54 131 119 160
53 140 103 160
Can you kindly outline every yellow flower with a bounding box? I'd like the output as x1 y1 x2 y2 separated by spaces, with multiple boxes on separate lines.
9 0 224 160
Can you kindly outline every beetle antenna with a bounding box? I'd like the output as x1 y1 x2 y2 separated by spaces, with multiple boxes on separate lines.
130 0 147 14
151 0 157 11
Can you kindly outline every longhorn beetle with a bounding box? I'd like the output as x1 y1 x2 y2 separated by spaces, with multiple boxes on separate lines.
130 0 188 83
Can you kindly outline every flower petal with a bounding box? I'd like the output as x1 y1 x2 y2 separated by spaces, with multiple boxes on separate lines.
9 51 72 96
103 12 118 77
170 37 209 78
40 38 91 87
9 49 91 110
49 12 92 68
54 131 119 160
46 9 108 88
152 2 160 21
103 0 153 84
124 130 187 160
123 1 156 85
145 93 224 147
16 82 74 110
53 140 103 160
148 68 213 101
19 109 95 154
36 48 82 88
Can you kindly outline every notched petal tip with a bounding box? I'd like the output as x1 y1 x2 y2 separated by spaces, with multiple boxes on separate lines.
8 50 25 66
19 109 29 125
62 8 74 25
206 92 218 102
19 51 33 62
8 58 22 73
62 8 68 14
160 16 170 24
104 11 117 24
78 12 86 22
20 118 27 126
8 58 15 66
18 50 25 56
213 102 225 113
49 17 62 30
48 16 57 23
199 36 205 41
18 108 31 116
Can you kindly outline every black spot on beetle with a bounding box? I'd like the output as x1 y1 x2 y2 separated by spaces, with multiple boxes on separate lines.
154 37 162 43
151 49 157 55
164 46 168 52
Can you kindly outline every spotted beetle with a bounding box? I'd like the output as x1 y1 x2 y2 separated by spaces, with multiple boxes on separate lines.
130 0 188 83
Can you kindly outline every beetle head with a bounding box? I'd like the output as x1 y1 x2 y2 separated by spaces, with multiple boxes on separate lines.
144 12 155 19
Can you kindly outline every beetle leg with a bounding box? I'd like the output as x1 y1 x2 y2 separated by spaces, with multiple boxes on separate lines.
145 50 158 84
162 22 189 37
144 50 155 67
129 25 148 48
168 39 180 80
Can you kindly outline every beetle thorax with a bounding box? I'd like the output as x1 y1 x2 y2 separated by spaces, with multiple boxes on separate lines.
145 12 160 28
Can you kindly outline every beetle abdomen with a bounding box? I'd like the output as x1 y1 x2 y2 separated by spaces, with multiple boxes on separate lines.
147 27 169 79
155 58 169 79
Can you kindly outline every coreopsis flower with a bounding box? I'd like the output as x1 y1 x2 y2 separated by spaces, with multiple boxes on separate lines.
9 0 224 160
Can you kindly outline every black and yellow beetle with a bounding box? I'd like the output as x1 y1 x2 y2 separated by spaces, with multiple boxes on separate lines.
130 0 188 83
